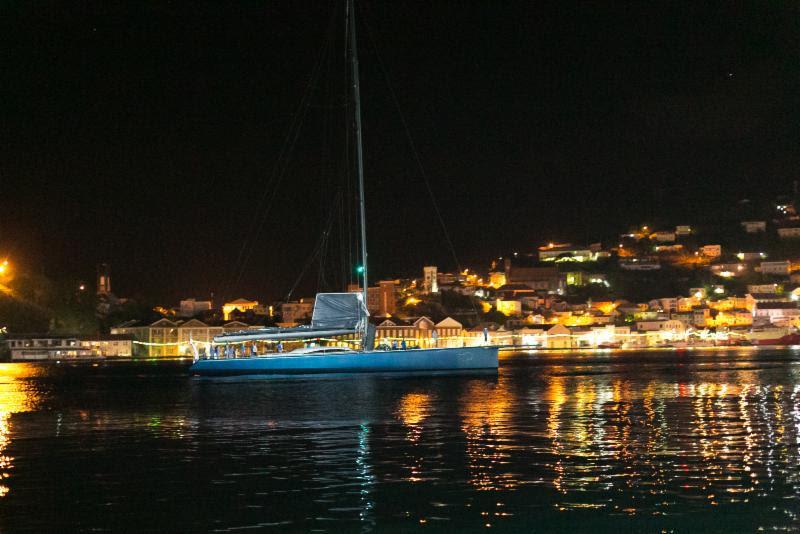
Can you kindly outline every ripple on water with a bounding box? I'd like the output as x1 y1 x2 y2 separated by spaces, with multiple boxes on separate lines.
0 353 797 530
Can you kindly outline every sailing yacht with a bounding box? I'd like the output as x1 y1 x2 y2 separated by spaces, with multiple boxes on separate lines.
190 1 498 377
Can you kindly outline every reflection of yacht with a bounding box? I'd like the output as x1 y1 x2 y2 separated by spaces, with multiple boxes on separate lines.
189 0 498 377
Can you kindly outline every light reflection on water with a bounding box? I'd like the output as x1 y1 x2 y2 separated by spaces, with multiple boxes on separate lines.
0 351 799 530
0 364 44 498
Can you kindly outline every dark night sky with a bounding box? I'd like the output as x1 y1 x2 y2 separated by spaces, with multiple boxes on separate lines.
2 1 799 303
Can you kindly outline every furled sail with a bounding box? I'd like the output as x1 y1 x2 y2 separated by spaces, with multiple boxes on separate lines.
214 293 369 343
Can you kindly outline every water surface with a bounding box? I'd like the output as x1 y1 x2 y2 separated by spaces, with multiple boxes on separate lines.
1 349 799 531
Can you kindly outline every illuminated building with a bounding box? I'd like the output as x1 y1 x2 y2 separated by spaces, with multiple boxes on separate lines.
710 262 746 277
700 244 722 257
760 261 791 275
736 251 767 261
747 283 782 295
565 271 608 287
222 298 260 320
537 243 597 262
374 316 463 348
675 224 692 235
495 299 522 316
752 302 800 325
178 298 212 318
422 266 438 294
488 271 506 288
348 281 397 317
6 335 132 360
111 318 253 358
652 231 676 243
636 318 686 333
654 243 684 253
96 263 111 295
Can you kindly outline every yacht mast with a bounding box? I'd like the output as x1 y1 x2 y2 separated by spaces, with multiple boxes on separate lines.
348 0 369 309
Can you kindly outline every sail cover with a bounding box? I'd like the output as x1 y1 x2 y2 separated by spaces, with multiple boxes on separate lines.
311 292 369 330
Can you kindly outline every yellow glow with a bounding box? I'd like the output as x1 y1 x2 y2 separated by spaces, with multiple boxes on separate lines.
222 299 259 320
488 272 506 288
460 379 516 490
405 297 420 306
495 300 520 316
397 392 432 427
0 364 44 498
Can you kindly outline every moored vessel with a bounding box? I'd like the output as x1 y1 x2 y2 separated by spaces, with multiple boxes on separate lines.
189 1 498 377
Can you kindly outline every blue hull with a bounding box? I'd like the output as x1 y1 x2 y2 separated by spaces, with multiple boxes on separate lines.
189 346 498 376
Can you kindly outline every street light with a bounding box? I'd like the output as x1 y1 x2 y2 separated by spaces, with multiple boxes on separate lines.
0 260 9 275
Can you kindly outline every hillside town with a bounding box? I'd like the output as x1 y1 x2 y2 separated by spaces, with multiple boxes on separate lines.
7 194 800 360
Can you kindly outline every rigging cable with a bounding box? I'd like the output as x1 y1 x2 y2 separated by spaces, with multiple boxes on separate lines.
362 14 467 278
225 5 338 296
363 10 480 317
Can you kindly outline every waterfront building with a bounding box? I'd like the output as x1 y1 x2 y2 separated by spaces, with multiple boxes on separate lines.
517 323 572 349
675 225 692 235
374 316 463 348
111 318 254 358
752 302 800 325
6 334 132 361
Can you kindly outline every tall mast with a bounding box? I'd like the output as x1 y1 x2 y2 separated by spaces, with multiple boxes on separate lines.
348 0 369 309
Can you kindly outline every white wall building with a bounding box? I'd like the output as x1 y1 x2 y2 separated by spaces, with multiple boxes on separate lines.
179 298 212 318
7 335 132 361
760 261 791 276
778 227 800 239
423 266 439 294
741 221 766 233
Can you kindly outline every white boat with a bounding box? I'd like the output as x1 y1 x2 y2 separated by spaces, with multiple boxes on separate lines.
190 1 498 377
